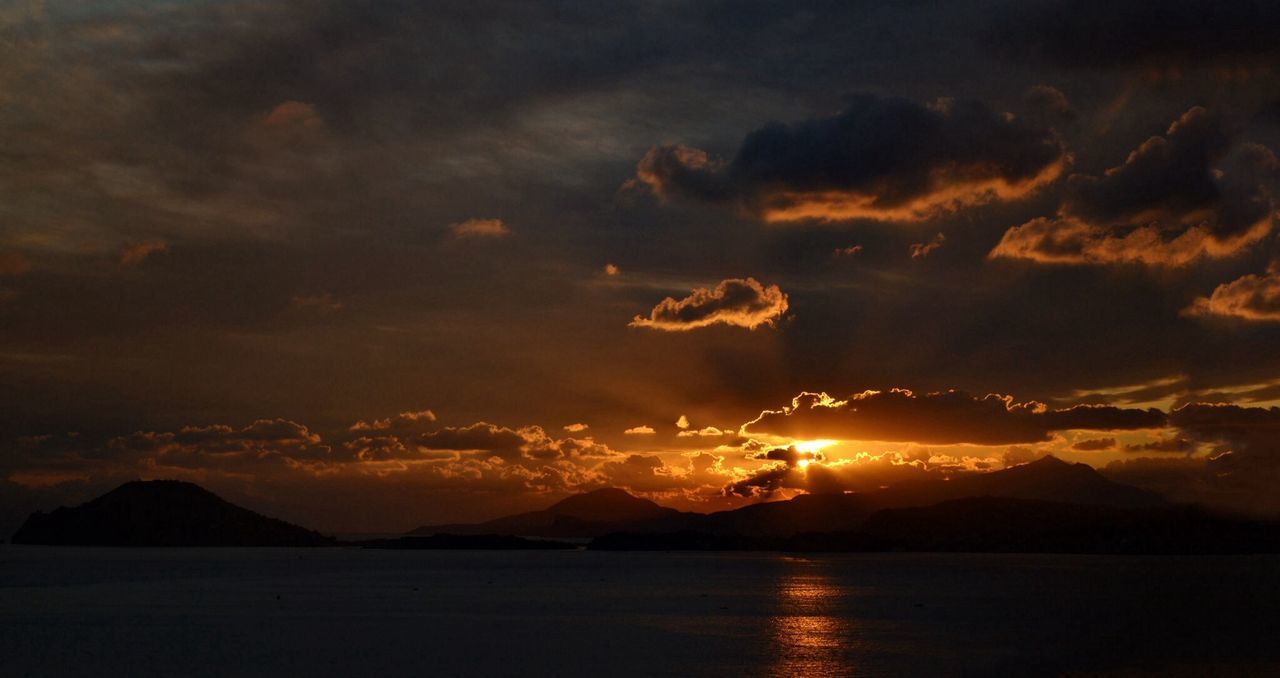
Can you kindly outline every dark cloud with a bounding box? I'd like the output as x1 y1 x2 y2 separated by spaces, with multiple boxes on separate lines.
744 390 1166 445
633 94 1067 223
991 107 1279 266
724 463 793 497
1124 436 1195 453
985 0 1280 70
630 278 788 331
747 446 822 465
1072 437 1116 451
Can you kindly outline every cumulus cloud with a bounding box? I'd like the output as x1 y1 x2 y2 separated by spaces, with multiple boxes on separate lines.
623 425 656 435
743 389 1166 445
448 218 509 238
1186 262 1280 321
676 415 690 429
677 426 728 438
349 409 438 433
629 277 788 331
632 93 1066 223
108 418 329 471
990 108 1278 266
563 423 589 433
910 233 946 259
117 239 167 264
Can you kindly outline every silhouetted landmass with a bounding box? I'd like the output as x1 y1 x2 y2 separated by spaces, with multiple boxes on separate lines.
859 497 1280 554
11 480 334 547
410 487 694 538
589 498 1280 554
359 534 577 550
421 457 1169 540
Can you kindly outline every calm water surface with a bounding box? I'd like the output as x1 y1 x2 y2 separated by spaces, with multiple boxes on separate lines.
2 546 1278 676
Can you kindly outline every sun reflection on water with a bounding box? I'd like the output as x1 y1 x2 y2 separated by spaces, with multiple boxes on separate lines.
767 561 855 677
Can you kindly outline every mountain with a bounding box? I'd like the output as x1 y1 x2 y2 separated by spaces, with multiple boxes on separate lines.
856 496 1280 554
410 487 692 538
687 455 1168 537
591 498 1280 554
11 480 334 547
412 457 1166 539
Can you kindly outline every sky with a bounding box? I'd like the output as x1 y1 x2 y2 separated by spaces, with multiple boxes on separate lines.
4 0 1280 534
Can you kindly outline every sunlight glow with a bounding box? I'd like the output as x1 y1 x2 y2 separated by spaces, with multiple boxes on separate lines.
793 439 838 455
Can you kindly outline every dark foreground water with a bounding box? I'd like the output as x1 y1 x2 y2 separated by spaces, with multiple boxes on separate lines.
2 547 1278 677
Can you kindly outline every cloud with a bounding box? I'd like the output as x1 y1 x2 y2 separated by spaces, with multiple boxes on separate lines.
448 218 509 239
632 93 1067 223
675 415 690 429
677 426 728 438
1024 85 1075 121
1100 402 1280 516
349 409 437 433
623 425 656 435
1124 436 1194 454
1072 437 1116 451
832 245 862 257
909 233 946 260
1185 263 1280 321
260 101 324 131
107 418 330 471
990 108 1278 266
743 389 1166 445
603 263 620 276
630 277 788 331
563 423 589 433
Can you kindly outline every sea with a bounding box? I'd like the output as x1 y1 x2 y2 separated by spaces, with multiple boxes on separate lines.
2 546 1278 677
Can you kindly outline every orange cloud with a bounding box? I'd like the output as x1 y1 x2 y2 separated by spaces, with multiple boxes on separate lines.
990 108 1278 267
261 101 324 130
448 217 509 239
989 215 1271 266
630 277 788 331
623 425 656 435
1185 263 1280 321
743 389 1166 445
910 232 946 260
118 240 169 266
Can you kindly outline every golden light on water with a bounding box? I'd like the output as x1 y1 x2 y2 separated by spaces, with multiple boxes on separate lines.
768 561 854 677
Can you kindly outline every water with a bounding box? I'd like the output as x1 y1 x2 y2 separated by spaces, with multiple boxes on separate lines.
2 546 1278 676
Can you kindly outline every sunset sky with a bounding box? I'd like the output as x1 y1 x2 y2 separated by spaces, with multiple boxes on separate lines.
4 0 1280 534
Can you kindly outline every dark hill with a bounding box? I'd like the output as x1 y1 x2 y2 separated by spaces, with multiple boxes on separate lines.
858 496 1280 554
689 455 1167 537
412 458 1168 539
409 487 690 538
11 480 334 547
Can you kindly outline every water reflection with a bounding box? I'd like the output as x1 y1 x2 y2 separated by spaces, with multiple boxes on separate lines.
768 559 856 677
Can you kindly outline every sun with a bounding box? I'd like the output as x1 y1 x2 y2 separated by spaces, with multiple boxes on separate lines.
796 458 813 469
792 439 838 455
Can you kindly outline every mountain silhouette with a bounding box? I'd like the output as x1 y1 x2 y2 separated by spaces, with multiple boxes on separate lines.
410 457 1168 539
684 455 1167 537
11 480 334 546
410 487 690 538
